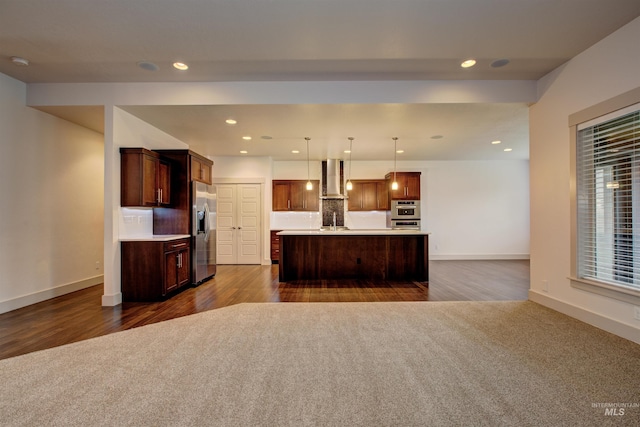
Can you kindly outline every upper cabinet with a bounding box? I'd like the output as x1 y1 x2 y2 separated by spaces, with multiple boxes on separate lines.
190 154 212 184
153 149 214 235
272 180 320 211
385 172 421 200
347 180 389 211
120 148 171 207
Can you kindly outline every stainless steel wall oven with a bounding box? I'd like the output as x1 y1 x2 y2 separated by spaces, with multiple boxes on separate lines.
391 200 420 220
388 200 421 229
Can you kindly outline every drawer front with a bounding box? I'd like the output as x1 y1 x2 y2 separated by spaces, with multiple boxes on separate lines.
164 238 190 252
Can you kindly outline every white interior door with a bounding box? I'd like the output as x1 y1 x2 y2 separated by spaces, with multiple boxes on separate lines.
237 184 261 264
216 183 262 264
216 184 236 264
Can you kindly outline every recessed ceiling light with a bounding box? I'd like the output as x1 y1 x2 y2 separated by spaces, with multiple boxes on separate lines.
291 150 300 154
504 148 513 152
461 59 476 68
431 135 444 140
344 150 351 154
242 136 252 140
491 140 502 145
225 119 237 125
491 59 510 68
11 56 29 66
396 150 404 154
240 150 248 154
137 61 159 71
173 62 189 71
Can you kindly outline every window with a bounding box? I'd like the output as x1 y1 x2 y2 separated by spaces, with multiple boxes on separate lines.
575 105 640 296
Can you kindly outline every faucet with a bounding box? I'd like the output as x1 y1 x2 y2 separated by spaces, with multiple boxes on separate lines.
332 212 337 231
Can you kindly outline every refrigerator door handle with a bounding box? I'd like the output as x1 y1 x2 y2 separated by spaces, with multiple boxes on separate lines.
203 202 211 241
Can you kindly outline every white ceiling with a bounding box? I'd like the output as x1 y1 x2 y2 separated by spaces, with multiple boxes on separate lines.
2 0 639 160
119 103 531 161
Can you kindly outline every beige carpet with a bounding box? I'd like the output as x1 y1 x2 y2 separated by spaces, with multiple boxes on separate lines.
1 301 638 426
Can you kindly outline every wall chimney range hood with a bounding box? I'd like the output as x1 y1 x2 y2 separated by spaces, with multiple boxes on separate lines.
321 159 347 199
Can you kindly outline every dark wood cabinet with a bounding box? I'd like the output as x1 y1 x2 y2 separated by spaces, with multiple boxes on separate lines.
273 181 291 211
153 150 214 235
347 180 389 211
272 180 319 211
121 238 191 301
164 240 191 293
120 148 171 207
190 155 212 184
279 233 429 281
270 230 282 263
385 172 421 200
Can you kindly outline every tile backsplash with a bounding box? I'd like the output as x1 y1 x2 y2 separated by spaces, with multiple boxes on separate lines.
119 208 154 237
321 199 344 226
270 211 322 230
271 208 388 230
345 211 388 229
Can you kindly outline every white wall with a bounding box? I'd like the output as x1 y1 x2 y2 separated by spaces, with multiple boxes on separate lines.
271 159 530 259
530 17 640 341
426 160 529 259
0 72 104 313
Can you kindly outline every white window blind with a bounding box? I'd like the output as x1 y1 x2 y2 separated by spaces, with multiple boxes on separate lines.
576 107 640 292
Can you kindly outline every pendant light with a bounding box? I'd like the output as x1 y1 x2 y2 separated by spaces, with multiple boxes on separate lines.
305 137 313 191
346 137 354 191
391 137 399 191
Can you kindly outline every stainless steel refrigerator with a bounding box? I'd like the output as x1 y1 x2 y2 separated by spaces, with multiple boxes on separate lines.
192 181 216 284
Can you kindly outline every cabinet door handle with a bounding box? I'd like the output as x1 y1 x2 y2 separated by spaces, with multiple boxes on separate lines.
157 189 161 203
238 226 242 230
171 242 187 248
288 200 290 209
200 168 203 179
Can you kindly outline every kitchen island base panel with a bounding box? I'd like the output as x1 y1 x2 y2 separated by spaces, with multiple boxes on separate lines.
279 234 428 282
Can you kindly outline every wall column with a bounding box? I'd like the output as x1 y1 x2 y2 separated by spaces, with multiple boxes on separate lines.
102 105 122 306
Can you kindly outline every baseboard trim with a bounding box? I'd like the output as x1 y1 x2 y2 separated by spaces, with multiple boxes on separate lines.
430 254 530 261
0 275 104 314
101 292 122 307
529 290 640 344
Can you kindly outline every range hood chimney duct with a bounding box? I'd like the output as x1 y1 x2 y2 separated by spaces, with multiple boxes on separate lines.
321 159 346 199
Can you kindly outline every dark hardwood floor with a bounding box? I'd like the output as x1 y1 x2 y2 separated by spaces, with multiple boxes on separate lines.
0 260 529 361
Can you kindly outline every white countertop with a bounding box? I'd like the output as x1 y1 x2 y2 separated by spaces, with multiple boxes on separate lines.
277 229 429 236
120 234 191 242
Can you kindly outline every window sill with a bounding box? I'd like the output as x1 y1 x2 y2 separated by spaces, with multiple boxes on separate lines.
569 276 640 305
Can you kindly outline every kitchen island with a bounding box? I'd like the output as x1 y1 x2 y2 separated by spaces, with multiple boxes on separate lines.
278 229 429 282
